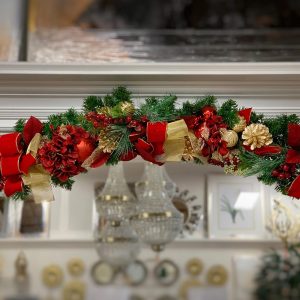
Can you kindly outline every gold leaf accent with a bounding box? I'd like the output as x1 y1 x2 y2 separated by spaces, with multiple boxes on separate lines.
98 128 121 153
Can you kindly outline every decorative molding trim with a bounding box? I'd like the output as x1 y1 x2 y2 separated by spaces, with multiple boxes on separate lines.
0 62 299 130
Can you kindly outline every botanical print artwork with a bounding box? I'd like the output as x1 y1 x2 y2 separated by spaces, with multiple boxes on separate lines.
218 184 256 231
221 195 244 224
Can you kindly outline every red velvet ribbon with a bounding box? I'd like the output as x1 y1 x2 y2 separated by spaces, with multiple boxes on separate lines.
135 122 167 165
285 124 300 198
238 108 252 124
0 117 43 197
243 145 282 156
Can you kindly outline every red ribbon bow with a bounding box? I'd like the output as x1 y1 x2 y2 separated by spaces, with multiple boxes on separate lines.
0 116 43 197
286 124 300 198
135 122 167 165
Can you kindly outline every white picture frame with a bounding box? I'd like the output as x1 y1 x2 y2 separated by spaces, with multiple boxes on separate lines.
207 175 265 239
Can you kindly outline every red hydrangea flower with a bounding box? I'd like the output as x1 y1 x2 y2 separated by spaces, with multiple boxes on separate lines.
38 125 96 182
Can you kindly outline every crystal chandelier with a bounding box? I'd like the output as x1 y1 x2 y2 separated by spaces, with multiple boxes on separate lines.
95 162 137 220
135 162 177 200
131 163 183 252
95 220 140 268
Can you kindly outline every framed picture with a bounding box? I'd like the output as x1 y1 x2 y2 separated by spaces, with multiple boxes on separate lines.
207 175 265 239
264 186 300 241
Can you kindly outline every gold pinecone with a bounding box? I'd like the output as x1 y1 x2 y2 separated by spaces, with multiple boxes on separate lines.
120 101 135 115
220 129 239 147
98 129 120 153
97 106 112 116
242 124 273 150
233 116 247 132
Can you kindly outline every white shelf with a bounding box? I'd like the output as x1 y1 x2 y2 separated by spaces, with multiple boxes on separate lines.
0 237 283 249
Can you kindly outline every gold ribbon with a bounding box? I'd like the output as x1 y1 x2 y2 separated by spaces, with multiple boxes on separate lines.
22 133 54 203
164 119 189 161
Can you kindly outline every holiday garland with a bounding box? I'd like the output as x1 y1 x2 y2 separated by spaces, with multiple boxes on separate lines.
1 86 300 201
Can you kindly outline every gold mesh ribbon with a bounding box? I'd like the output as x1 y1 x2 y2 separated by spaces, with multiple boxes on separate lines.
164 119 189 161
22 133 54 203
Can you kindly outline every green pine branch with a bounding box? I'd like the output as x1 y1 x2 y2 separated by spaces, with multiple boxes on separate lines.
103 86 132 107
51 176 75 190
106 125 133 165
14 119 26 133
239 149 285 178
180 95 217 116
44 109 95 138
263 114 300 146
138 95 178 121
83 95 104 113
217 99 239 128
12 185 31 201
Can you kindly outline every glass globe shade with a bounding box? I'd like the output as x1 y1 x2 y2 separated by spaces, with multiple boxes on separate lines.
131 163 183 252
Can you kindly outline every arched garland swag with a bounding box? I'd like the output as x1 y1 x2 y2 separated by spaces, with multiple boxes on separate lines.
1 87 300 202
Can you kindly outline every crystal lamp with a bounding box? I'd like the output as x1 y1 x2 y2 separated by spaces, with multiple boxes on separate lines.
95 162 137 220
131 163 183 252
135 162 177 200
95 220 140 268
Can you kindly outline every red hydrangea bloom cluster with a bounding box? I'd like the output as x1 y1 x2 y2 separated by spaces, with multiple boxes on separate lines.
38 125 96 182
184 106 228 158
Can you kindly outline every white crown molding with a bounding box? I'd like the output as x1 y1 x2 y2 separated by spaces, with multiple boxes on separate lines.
0 62 299 130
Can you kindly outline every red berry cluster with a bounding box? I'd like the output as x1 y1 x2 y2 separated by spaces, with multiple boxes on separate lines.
86 112 133 128
208 151 240 169
85 112 149 131
272 163 297 180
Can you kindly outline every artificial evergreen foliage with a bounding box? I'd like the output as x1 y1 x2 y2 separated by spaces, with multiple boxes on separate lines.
193 95 217 113
14 119 25 133
239 149 285 178
139 95 178 121
217 99 239 128
12 185 31 201
83 95 104 113
180 95 217 115
103 86 132 107
250 111 264 124
44 109 92 138
106 125 133 165
263 114 300 146
51 176 75 190
6 86 300 200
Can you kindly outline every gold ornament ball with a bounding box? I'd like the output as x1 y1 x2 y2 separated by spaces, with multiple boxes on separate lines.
221 129 239 147
233 116 247 133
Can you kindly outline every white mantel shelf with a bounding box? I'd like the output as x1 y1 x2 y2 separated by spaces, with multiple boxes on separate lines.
0 238 283 250
0 62 299 132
